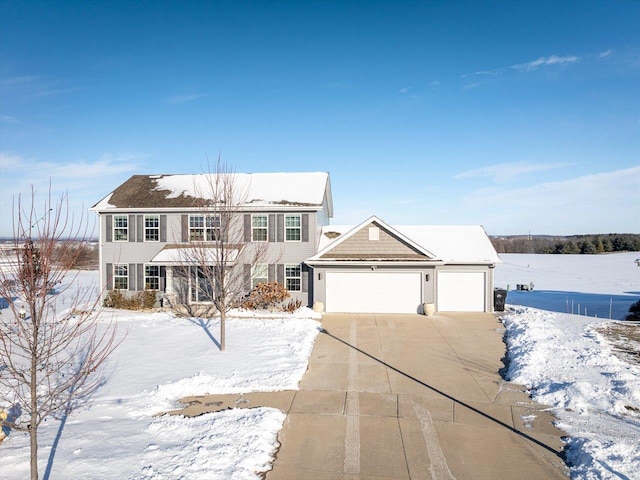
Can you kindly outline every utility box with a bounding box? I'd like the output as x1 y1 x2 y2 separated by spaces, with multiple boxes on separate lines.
494 288 507 312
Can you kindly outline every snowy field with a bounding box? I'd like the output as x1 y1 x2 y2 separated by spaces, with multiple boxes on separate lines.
1 252 639 479
496 253 640 479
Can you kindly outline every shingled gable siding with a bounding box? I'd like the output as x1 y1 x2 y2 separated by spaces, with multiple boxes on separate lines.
322 223 425 258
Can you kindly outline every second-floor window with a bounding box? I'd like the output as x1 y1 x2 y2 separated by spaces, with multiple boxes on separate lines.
252 215 268 242
145 215 160 242
114 264 128 290
189 214 221 241
285 214 301 241
113 215 128 241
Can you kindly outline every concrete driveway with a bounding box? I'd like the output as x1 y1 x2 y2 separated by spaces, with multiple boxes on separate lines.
266 312 568 480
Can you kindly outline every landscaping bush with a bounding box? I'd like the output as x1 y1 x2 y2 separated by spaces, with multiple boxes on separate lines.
103 290 157 310
240 282 301 312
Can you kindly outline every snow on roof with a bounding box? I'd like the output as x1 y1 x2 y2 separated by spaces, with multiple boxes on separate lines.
156 172 329 206
92 172 331 210
318 223 501 264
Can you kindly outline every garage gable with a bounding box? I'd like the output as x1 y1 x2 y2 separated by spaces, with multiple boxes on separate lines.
315 216 436 261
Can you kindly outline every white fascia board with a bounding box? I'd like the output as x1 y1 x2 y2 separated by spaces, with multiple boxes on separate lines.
305 259 446 267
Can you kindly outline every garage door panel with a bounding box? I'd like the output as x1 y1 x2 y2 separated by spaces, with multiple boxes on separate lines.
437 271 485 312
326 271 422 314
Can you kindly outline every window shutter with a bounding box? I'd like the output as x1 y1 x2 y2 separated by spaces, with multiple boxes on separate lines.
302 214 309 242
137 215 143 242
137 264 144 290
129 215 136 242
106 263 113 290
244 214 251 242
268 214 276 242
277 264 284 284
160 215 167 242
277 214 284 242
302 265 309 293
106 215 112 242
244 264 251 291
128 263 135 291
160 266 166 292
181 215 188 242
268 264 275 282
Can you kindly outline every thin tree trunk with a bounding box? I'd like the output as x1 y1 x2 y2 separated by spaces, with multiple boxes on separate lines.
220 309 226 351
30 327 39 480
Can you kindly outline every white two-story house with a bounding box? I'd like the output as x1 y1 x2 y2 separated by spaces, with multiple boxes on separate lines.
91 172 333 307
93 171 501 314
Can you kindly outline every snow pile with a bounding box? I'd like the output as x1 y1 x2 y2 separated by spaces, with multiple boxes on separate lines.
502 306 640 479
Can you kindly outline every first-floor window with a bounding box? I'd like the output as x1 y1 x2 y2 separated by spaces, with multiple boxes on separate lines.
114 264 128 290
251 264 268 288
285 264 301 291
145 265 160 290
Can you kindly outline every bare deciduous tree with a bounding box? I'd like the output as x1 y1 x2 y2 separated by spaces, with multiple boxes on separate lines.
0 187 120 480
172 158 271 351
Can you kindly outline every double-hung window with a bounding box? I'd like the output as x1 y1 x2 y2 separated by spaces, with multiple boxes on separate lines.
252 215 268 242
285 264 301 291
145 265 160 290
145 215 160 242
113 215 128 241
189 215 221 241
251 264 268 288
285 214 301 242
114 264 128 290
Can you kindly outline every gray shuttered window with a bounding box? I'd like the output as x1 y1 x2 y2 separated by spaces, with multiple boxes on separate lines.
137 215 143 242
302 266 308 293
276 264 284 284
128 263 135 291
244 264 251 291
160 266 166 292
106 263 113 289
268 264 275 283
302 214 309 242
106 215 112 242
244 214 251 242
276 215 284 242
129 215 136 242
137 264 144 290
160 215 167 242
181 215 189 242
268 214 276 242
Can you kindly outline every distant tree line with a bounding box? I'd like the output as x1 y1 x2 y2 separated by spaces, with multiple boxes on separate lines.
491 234 640 254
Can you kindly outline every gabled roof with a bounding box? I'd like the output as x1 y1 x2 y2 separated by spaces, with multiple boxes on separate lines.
91 172 332 215
308 216 437 263
310 216 500 265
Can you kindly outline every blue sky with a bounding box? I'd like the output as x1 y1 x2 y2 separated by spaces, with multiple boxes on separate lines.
1 0 638 237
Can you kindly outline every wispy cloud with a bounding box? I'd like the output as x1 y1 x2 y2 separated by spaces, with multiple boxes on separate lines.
466 54 580 78
164 93 208 104
599 49 614 58
0 75 38 86
510 55 579 72
399 87 411 94
455 161 574 183
0 115 21 124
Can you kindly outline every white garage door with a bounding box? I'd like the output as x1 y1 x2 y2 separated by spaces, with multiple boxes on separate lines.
325 271 422 314
437 271 486 312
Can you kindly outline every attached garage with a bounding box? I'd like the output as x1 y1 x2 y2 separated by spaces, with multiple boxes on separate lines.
325 271 422 314
307 216 500 314
437 271 486 312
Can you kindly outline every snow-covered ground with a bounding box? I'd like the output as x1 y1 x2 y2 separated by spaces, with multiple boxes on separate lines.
0 271 321 479
1 252 639 479
496 253 640 479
